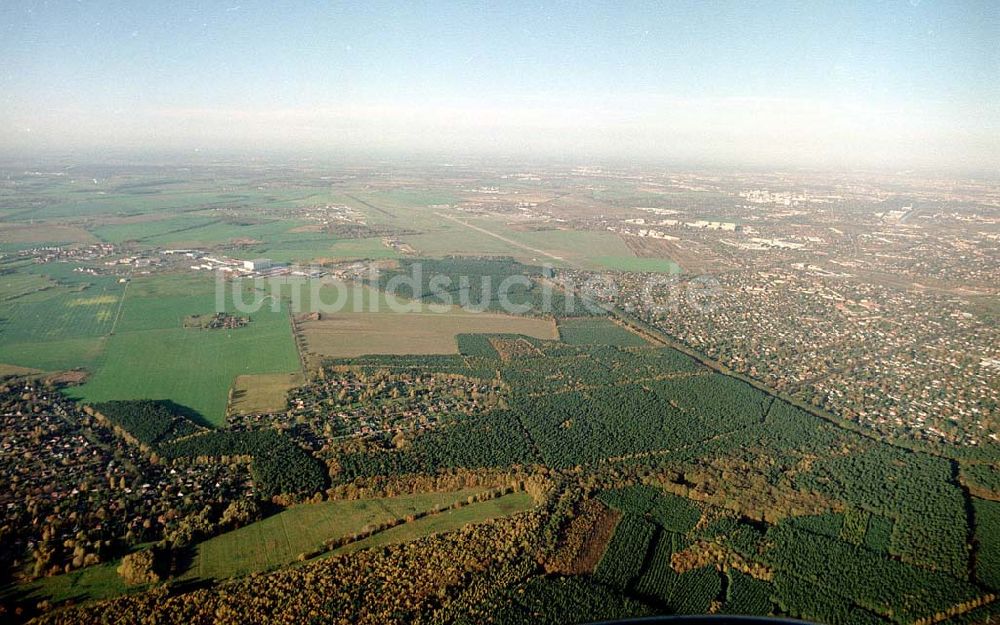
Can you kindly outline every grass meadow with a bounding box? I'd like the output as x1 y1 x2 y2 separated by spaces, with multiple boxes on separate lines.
70 274 300 425
7 559 130 606
397 213 661 271
330 491 535 556
89 215 220 243
184 489 493 580
497 227 636 267
8 490 536 606
0 261 124 370
243 235 400 264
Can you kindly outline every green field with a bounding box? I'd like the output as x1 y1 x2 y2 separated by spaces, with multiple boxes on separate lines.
89 215 220 243
331 491 535 555
0 270 59 301
70 274 301 425
401 228 529 259
499 228 637 268
1 337 108 371
399 218 640 269
248 236 401 264
0 270 122 343
15 186 317 221
8 492 534 606
142 218 305 247
8 559 130 606
183 489 496 580
339 189 462 229
0 262 123 370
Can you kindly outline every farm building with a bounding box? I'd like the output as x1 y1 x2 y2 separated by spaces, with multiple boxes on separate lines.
243 258 273 271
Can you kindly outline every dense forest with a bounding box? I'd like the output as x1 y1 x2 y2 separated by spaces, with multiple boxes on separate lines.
315 336 1000 625
14 323 999 625
93 400 325 497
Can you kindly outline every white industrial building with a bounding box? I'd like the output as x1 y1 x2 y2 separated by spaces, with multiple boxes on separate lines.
243 258 273 271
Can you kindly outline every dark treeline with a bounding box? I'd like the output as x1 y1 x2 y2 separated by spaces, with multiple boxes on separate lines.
93 400 325 497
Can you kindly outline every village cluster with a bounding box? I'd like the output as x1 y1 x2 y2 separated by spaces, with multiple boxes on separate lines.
0 381 257 579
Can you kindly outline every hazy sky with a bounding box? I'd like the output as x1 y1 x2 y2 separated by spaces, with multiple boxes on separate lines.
1 1 997 169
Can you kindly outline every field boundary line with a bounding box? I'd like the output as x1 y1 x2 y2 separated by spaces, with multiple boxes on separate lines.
434 212 580 268
107 272 131 336
344 193 396 218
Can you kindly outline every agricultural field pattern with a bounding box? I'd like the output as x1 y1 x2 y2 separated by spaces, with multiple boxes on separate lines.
0 161 998 625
